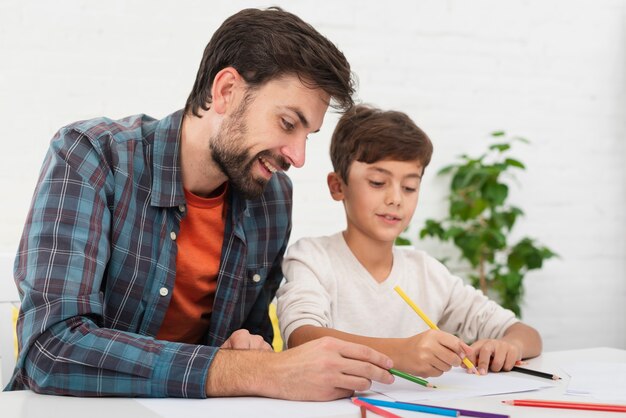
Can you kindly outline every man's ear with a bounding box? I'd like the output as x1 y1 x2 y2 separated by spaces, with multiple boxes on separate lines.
327 172 345 201
211 67 243 115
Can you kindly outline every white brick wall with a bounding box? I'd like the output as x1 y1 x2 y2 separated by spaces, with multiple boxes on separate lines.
1 0 624 351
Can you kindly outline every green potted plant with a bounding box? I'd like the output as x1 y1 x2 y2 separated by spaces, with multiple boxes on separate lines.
416 131 557 317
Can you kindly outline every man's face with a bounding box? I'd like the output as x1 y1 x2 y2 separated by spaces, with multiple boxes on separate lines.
210 75 330 199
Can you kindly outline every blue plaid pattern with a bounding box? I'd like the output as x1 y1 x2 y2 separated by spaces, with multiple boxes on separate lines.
6 110 292 397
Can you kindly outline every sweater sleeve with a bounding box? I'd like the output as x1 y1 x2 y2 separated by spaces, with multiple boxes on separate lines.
427 257 519 342
276 237 334 346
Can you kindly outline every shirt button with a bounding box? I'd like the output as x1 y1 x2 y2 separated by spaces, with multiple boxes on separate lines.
170 231 177 241
252 274 261 283
159 287 169 296
178 205 186 213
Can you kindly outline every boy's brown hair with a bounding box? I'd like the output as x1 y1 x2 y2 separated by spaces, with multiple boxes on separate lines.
185 7 354 117
330 104 433 183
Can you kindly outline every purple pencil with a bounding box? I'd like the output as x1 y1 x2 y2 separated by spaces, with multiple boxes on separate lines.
405 402 509 418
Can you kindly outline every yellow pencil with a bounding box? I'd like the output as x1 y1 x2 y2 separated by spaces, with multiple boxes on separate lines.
393 285 479 374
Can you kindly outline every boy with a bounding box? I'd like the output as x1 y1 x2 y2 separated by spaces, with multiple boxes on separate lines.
276 105 542 378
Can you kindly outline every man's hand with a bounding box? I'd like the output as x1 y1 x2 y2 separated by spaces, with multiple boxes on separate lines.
467 339 521 374
206 336 394 400
395 329 473 377
220 329 273 351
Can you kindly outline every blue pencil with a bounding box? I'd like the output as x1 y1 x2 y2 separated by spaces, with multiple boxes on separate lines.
406 401 509 418
356 397 459 417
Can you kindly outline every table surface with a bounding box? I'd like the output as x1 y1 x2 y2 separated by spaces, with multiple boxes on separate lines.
2 346 624 418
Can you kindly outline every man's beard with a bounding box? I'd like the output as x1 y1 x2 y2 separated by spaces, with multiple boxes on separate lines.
209 102 289 200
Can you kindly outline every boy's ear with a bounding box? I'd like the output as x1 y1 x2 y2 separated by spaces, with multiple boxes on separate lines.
327 172 345 201
211 67 244 115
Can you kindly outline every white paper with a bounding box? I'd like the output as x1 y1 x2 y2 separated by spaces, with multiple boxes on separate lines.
369 367 556 402
137 396 356 418
562 362 626 402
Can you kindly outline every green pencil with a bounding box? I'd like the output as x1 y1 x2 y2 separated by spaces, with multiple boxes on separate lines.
389 368 437 388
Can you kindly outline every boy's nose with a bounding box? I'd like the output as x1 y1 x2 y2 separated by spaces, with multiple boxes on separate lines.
385 186 402 206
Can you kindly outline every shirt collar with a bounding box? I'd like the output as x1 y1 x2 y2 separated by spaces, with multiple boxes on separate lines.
151 109 185 207
150 109 248 224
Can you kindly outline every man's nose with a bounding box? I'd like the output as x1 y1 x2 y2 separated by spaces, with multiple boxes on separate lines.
281 135 306 168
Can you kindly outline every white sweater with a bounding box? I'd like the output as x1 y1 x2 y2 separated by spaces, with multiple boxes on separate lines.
276 232 518 346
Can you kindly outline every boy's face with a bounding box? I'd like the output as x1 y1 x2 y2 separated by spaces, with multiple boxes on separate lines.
329 159 423 245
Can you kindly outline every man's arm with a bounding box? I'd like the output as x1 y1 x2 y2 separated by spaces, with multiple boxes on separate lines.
206 336 394 400
11 125 214 397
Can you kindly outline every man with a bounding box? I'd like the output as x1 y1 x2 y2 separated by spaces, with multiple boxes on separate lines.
7 8 394 399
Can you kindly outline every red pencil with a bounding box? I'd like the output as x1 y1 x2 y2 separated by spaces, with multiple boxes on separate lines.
503 399 626 413
352 397 402 418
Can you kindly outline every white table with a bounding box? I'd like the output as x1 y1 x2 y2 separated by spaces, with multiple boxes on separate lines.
2 347 624 418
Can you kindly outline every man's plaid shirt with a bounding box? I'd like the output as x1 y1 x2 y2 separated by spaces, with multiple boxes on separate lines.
6 110 292 397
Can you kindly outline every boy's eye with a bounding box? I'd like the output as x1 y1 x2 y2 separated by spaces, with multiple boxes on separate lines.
281 118 295 131
369 180 385 188
403 187 417 193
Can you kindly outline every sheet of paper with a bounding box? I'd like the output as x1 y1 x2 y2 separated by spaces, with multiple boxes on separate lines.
137 396 356 418
369 367 556 402
562 362 626 402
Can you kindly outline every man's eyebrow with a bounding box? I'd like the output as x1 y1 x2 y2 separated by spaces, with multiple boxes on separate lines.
286 107 320 133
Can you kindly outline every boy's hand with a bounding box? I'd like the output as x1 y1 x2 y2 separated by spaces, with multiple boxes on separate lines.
467 339 522 374
398 329 473 377
221 329 273 351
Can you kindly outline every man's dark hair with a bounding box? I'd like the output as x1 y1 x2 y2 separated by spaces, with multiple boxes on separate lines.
330 104 434 184
185 7 354 117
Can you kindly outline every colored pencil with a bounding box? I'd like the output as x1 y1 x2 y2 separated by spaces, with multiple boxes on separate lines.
406 402 510 418
359 405 367 418
393 285 478 374
352 397 401 418
503 399 626 413
511 366 561 380
389 368 436 388
357 397 460 417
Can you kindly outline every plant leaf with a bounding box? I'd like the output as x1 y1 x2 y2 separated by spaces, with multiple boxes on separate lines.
489 143 511 152
505 158 525 169
395 236 412 246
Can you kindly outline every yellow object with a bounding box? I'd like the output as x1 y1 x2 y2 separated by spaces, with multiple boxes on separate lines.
268 303 283 352
11 305 18 358
393 285 478 373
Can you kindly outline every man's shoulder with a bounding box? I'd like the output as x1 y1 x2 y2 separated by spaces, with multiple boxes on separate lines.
59 113 159 145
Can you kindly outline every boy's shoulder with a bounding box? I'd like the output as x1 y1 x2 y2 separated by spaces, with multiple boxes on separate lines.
394 246 449 272
287 232 343 254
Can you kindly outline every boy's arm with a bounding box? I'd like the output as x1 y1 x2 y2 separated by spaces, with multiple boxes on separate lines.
469 322 543 374
289 325 472 378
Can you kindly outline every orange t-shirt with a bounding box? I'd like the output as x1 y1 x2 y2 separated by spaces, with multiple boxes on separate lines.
156 184 227 344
